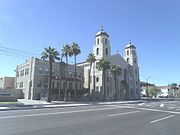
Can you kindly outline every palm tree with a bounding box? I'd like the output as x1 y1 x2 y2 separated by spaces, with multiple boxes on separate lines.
96 59 110 101
71 43 81 100
110 65 121 100
61 44 73 102
41 46 60 102
86 53 96 97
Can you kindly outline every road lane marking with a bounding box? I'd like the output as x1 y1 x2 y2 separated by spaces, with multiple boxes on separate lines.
106 105 180 115
109 111 140 117
150 115 175 124
0 107 124 119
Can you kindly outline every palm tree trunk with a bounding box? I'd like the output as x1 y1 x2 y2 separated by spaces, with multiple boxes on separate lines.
64 56 68 102
114 75 117 100
103 70 106 101
59 56 63 101
88 62 92 98
93 63 95 97
74 55 77 100
48 59 52 102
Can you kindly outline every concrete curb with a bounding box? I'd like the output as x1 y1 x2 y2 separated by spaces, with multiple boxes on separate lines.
0 100 144 111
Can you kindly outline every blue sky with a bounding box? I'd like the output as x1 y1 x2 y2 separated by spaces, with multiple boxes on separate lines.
0 0 179 86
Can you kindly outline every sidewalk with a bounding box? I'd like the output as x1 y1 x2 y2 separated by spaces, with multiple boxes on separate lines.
0 99 90 111
0 99 145 111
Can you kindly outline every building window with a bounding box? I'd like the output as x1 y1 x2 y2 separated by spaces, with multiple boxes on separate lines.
107 77 109 82
44 67 48 74
136 81 138 85
107 86 109 94
80 83 82 90
25 68 29 75
96 77 99 82
127 50 129 55
127 58 129 63
69 72 72 77
135 70 137 75
134 58 136 64
38 67 43 74
52 69 55 75
52 81 55 88
20 70 24 76
78 73 81 78
16 82 19 88
131 89 133 97
130 80 132 84
61 70 64 77
17 71 19 77
63 82 66 89
96 48 99 55
19 82 23 88
69 82 73 89
97 38 99 45
75 83 78 90
44 81 48 88
105 38 107 44
37 80 42 87
106 48 108 55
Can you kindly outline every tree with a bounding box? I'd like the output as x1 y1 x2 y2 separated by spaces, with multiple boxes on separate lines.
61 44 73 102
96 59 110 101
110 65 121 100
169 83 178 97
71 43 81 100
41 46 60 102
86 53 96 97
148 85 161 98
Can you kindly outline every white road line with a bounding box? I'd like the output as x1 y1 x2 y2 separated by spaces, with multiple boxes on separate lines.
109 111 140 117
106 105 180 115
150 115 175 124
0 106 77 113
0 107 121 119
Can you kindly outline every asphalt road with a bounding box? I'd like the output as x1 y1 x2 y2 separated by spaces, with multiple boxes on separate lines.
0 101 180 135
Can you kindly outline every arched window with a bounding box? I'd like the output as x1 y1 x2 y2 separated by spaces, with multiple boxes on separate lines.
97 38 99 45
105 38 107 44
96 48 99 55
127 58 129 63
96 77 99 82
106 48 108 55
127 50 129 55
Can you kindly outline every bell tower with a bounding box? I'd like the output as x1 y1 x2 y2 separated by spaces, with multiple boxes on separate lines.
124 41 138 67
93 27 111 60
124 41 140 99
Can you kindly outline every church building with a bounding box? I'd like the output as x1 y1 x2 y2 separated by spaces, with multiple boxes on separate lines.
78 27 140 100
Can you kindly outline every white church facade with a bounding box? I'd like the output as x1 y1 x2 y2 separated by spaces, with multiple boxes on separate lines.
78 27 140 100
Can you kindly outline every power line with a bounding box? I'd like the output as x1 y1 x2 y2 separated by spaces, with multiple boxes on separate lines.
0 45 39 55
0 45 39 59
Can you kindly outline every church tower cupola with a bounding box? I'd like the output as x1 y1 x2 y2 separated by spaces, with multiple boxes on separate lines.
93 26 111 60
